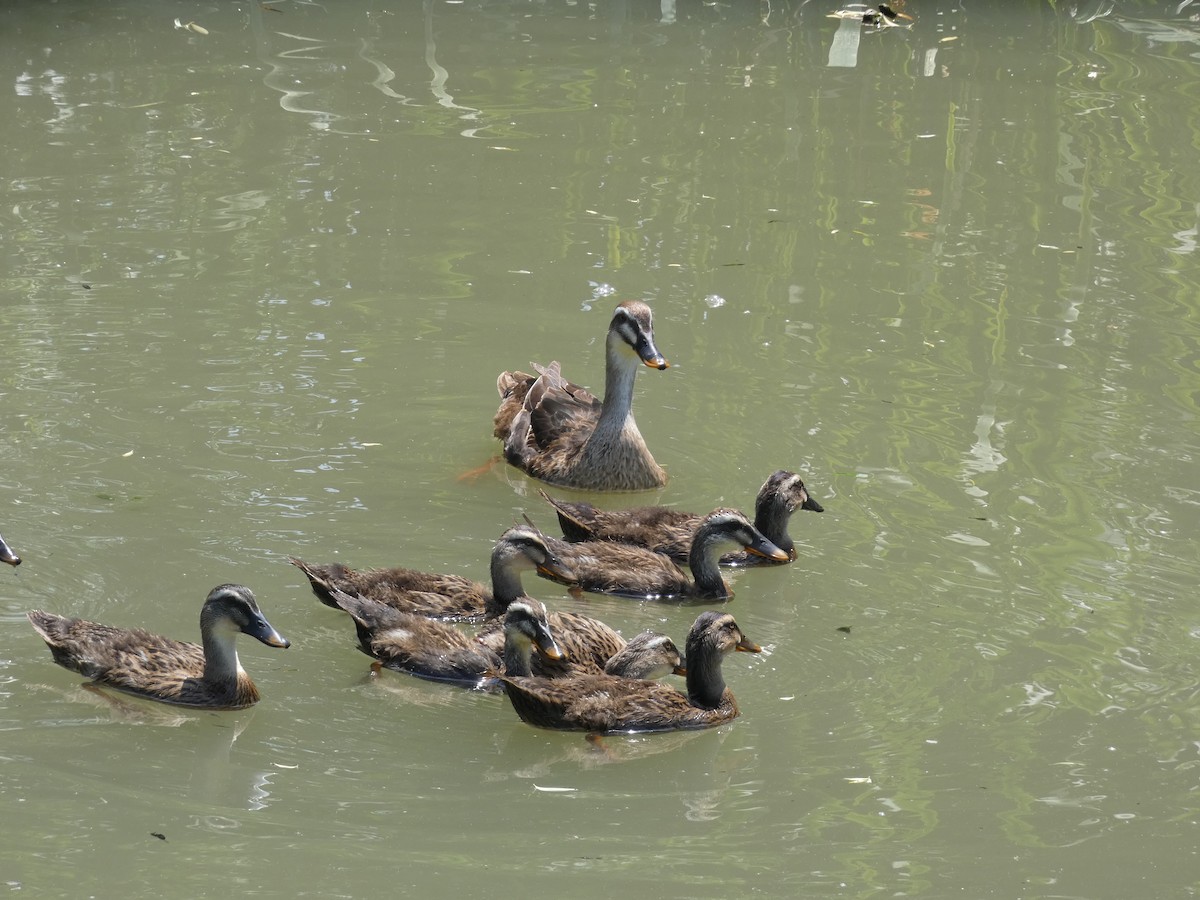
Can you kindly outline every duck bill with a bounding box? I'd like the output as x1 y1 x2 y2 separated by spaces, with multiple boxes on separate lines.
248 617 291 649
672 664 688 676
801 493 825 513
735 637 763 654
744 534 791 562
635 334 669 370
0 534 20 567
537 559 577 584
536 638 566 661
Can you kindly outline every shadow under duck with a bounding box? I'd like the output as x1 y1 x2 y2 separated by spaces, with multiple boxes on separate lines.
538 508 788 601
290 524 575 622
27 584 290 710
0 532 20 567
544 469 823 566
493 300 670 492
500 611 760 733
330 589 563 688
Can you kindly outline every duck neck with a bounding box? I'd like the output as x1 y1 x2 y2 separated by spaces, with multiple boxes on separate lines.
200 622 242 687
488 556 526 618
687 532 732 598
685 646 727 709
503 634 535 676
594 336 638 436
754 499 795 557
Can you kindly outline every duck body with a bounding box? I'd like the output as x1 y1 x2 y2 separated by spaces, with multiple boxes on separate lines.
291 558 491 622
539 508 789 601
545 470 823 567
291 524 576 623
500 611 760 733
493 300 670 492
27 584 289 710
331 590 561 687
0 532 20 566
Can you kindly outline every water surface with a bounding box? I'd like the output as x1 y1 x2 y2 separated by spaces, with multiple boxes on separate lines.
2 1 1199 896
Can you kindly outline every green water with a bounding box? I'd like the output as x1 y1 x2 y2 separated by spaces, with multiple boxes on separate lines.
2 1 1199 896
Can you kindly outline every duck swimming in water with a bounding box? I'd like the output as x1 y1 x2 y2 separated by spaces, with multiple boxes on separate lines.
543 469 823 566
493 300 670 492
499 611 760 733
290 524 575 622
539 508 789 601
27 584 289 710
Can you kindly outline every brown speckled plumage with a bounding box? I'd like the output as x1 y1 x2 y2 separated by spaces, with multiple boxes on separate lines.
538 508 789 601
544 470 823 566
27 584 289 710
493 300 670 492
603 631 686 680
500 611 760 733
291 524 575 622
476 607 626 678
330 590 562 686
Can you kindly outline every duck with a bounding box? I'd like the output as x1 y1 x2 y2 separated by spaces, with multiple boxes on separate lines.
26 584 290 710
828 4 913 26
499 611 760 733
544 469 824 566
330 589 563 687
493 300 670 492
603 631 687 680
475 600 627 678
0 532 19 567
538 508 789 601
290 524 576 622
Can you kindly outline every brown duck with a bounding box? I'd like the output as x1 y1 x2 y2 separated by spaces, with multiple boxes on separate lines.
330 589 563 687
493 300 670 492
500 611 760 733
544 469 823 566
290 524 575 622
539 508 789 601
475 601 627 678
603 631 687 680
27 584 290 710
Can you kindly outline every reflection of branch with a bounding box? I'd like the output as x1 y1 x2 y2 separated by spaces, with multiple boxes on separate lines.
249 2 340 132
358 38 420 104
423 0 484 136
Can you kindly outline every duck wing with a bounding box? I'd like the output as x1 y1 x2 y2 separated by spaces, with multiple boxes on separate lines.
27 610 204 691
291 558 489 621
503 675 736 733
329 590 498 684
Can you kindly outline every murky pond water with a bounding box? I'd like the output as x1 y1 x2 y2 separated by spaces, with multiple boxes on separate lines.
2 1 1199 895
